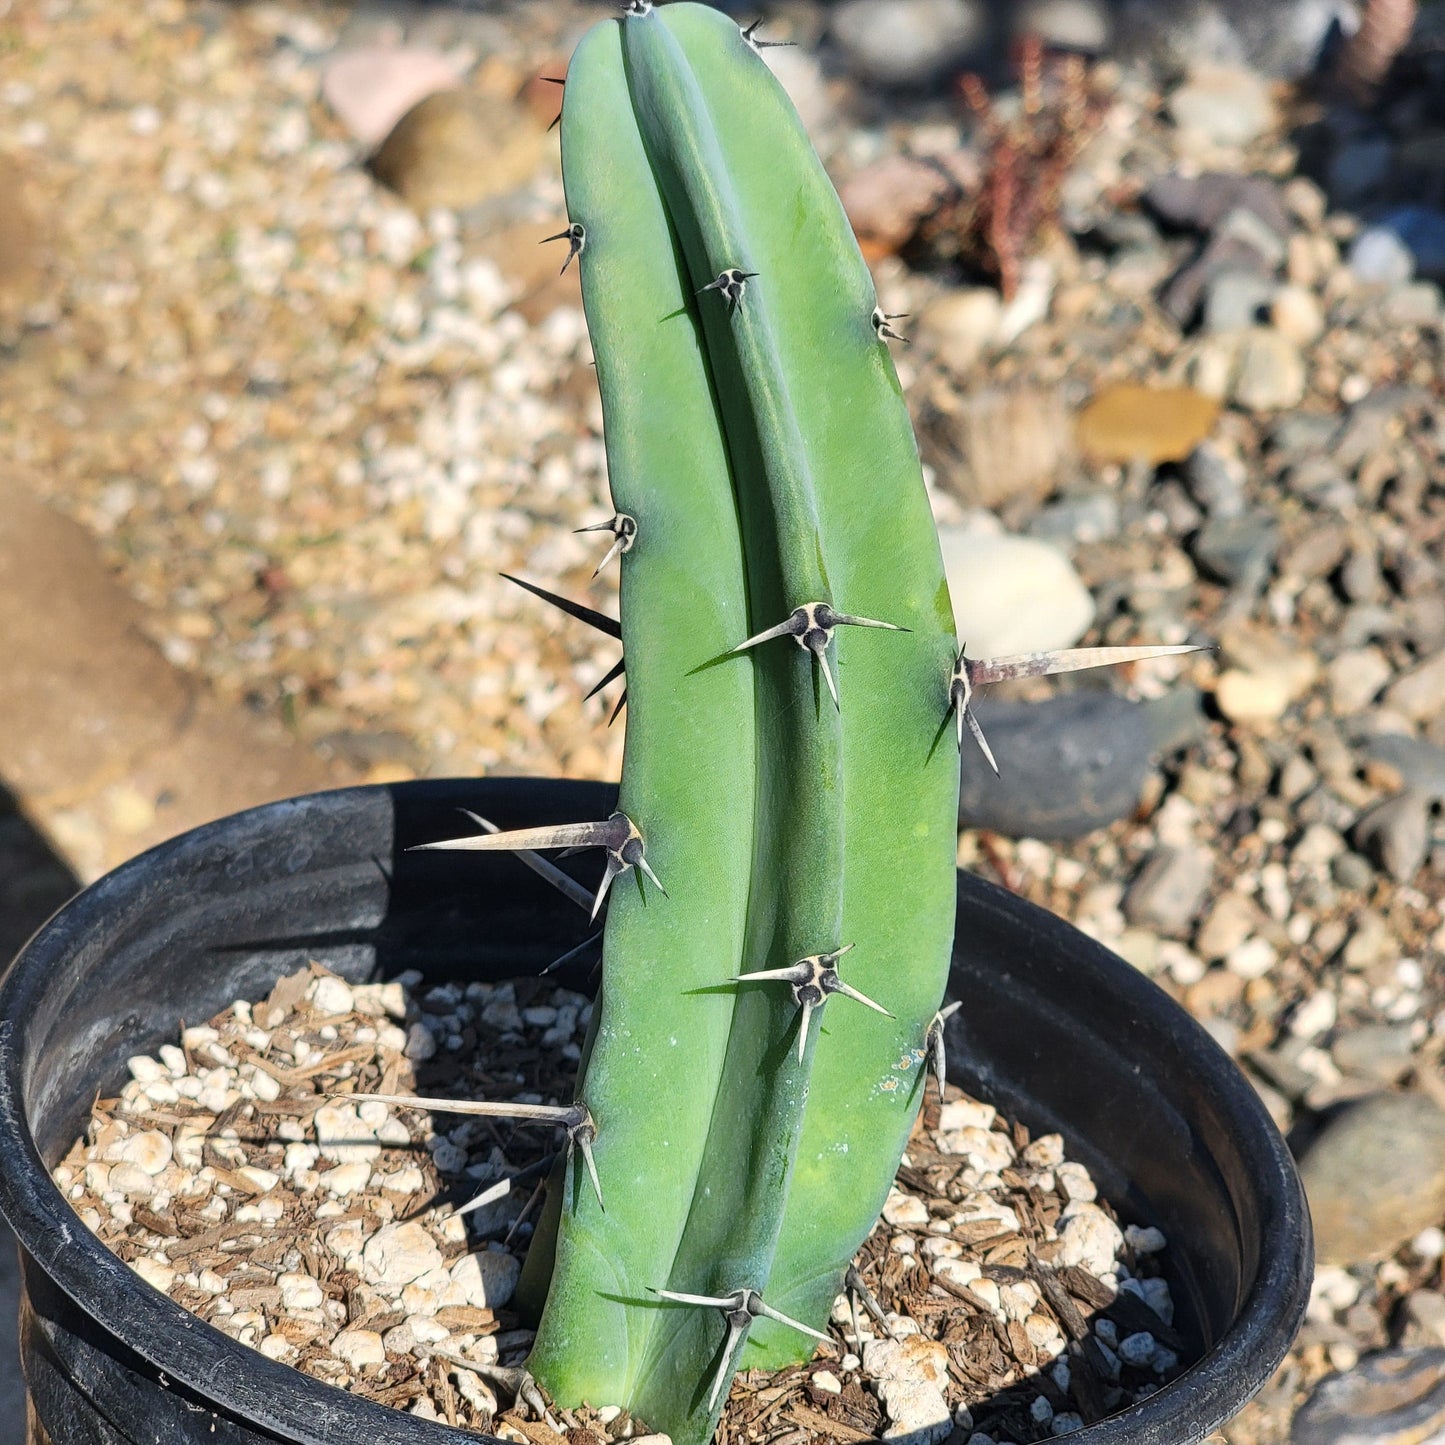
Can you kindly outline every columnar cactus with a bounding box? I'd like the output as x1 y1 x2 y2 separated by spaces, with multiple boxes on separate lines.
389 7 1195 1442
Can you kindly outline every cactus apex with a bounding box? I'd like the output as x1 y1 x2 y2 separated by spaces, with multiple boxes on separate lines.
871 308 910 344
542 222 587 275
575 512 638 576
697 268 757 313
925 1001 964 1103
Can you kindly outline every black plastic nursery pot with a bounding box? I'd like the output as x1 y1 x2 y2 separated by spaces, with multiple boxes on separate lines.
0 779 1311 1445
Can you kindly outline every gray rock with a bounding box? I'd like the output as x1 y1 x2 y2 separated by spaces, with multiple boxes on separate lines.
1362 734 1445 799
1331 850 1377 891
1297 1094 1445 1266
959 689 1206 840
1270 412 1340 457
1331 1025 1416 1086
1350 227 1416 287
1293 1349 1445 1445
1124 844 1215 938
830 0 986 86
1353 791 1431 883
1203 270 1278 332
1145 172 1291 240
1190 510 1279 589
1027 492 1121 545
1183 442 1247 517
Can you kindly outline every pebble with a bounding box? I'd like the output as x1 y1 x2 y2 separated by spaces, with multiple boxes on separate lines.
1229 328 1308 413
1167 66 1276 147
1349 227 1416 287
1183 442 1247 517
919 288 1002 372
1270 284 1324 344
1123 845 1215 938
1382 652 1445 724
1190 511 1278 589
1331 1025 1416 1086
1013 0 1111 50
1298 1094 1445 1266
1203 271 1276 333
1293 1348 1445 1445
362 1220 445 1287
331 1328 387 1370
1382 281 1443 326
1215 669 1293 724
313 1103 383 1163
1363 735 1445 800
279 1272 326 1311
829 0 986 86
448 1248 520 1310
1353 792 1431 883
118 1130 173 1175
1056 1203 1125 1276
929 386 1073 509
937 528 1094 657
1225 937 1278 981
311 976 355 1016
1327 649 1392 715
1196 892 1261 961
864 1336 953 1444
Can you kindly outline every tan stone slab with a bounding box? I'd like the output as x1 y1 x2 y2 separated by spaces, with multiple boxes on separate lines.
0 472 353 880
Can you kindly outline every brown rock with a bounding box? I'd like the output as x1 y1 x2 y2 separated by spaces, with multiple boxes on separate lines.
921 385 1073 510
1076 384 1220 465
370 90 546 213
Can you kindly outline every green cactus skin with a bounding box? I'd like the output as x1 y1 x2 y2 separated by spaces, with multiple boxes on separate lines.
510 8 960 1441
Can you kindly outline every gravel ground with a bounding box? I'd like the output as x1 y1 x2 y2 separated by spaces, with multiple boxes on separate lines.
56 965 1179 1443
2 0 1444 1441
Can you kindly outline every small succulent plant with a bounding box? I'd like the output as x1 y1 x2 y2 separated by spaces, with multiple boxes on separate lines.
375 7 1194 1442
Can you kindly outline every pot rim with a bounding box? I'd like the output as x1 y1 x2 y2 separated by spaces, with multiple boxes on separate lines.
0 780 1310 1445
